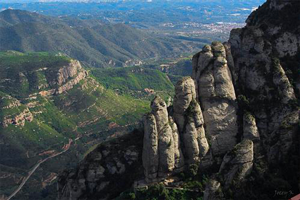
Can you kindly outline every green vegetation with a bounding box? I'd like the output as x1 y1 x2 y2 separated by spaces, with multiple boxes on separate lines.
0 50 201 200
0 9 202 68
53 77 150 127
0 51 191 199
92 66 173 91
0 51 71 97
117 164 210 200
0 52 156 199
118 183 203 200
0 51 70 70
142 56 193 77
91 66 175 100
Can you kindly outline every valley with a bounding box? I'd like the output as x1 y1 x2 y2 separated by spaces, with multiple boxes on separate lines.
1 1 297 200
0 51 186 200
0 0 265 42
0 9 203 68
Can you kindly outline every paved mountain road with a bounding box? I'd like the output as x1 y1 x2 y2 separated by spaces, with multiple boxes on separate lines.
6 139 72 200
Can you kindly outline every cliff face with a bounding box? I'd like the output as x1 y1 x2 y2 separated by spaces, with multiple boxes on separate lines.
229 0 300 166
0 58 83 126
57 0 300 199
38 60 88 97
192 42 238 157
2 52 171 199
0 59 87 128
142 82 209 183
57 130 144 200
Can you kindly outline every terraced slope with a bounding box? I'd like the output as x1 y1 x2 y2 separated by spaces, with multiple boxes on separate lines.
0 51 175 200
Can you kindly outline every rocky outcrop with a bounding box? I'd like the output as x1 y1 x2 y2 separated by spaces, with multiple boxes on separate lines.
0 95 21 109
142 113 159 182
173 77 209 164
243 112 260 142
0 94 33 127
55 60 83 86
143 78 211 182
57 1 300 199
192 42 238 156
168 117 185 172
203 179 223 200
267 111 299 164
272 60 296 104
39 60 88 97
143 96 184 182
2 107 33 127
229 0 300 165
218 140 254 188
0 60 87 127
203 140 253 199
58 130 144 200
173 77 197 132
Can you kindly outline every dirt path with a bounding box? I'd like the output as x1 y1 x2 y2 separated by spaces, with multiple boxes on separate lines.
6 139 72 200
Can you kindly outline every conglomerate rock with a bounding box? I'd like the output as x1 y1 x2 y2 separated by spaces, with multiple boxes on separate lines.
57 1 300 199
192 42 238 156
173 77 209 164
218 139 254 188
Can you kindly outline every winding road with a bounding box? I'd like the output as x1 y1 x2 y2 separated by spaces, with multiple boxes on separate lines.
6 139 72 200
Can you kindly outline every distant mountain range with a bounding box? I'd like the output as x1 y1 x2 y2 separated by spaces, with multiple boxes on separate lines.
0 9 203 68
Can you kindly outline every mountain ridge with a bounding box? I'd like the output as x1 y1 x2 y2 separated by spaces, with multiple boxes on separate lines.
0 51 179 200
57 0 300 199
0 9 204 68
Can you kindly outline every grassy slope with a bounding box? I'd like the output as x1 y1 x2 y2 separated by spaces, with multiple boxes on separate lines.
91 66 175 100
0 51 180 199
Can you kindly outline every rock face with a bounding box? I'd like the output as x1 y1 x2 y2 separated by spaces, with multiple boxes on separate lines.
173 77 209 164
143 78 211 182
2 107 33 127
218 140 254 188
243 112 260 142
39 60 88 97
203 140 254 200
143 96 184 182
229 0 300 164
58 130 144 200
55 60 83 86
142 113 159 182
192 42 238 156
203 179 223 200
0 94 34 127
57 0 300 199
0 59 87 128
151 96 175 178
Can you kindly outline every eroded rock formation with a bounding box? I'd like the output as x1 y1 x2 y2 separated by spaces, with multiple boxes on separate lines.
173 77 209 164
192 42 238 156
0 94 34 127
57 0 300 199
39 60 88 97
0 59 87 128
58 130 144 200
143 96 184 182
218 139 254 188
143 78 212 182
229 0 300 165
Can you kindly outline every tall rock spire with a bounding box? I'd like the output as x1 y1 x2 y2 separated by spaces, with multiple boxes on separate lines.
143 96 184 182
192 42 238 156
173 77 209 164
